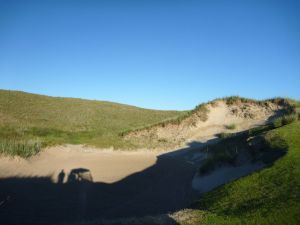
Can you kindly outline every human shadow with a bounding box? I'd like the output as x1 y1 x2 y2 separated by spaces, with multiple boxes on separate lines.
0 151 197 225
57 169 65 184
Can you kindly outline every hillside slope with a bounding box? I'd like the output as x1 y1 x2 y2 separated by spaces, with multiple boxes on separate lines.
69 120 300 225
125 97 292 149
0 90 183 155
188 121 300 225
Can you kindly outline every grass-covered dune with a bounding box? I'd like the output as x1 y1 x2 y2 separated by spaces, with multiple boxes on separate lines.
0 90 184 156
186 121 300 225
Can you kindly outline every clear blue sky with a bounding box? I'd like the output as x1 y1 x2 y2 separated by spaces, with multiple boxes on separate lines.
1 0 299 110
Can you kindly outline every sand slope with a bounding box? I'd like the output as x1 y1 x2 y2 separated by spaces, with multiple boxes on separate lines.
125 100 287 149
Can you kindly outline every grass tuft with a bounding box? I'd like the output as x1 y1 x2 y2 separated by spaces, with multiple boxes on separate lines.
0 138 41 158
225 123 236 130
273 114 297 128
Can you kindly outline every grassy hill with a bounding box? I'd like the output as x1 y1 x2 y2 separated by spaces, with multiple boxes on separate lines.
173 120 300 225
0 90 184 156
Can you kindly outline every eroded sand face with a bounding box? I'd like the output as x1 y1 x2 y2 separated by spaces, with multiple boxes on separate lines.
0 145 158 183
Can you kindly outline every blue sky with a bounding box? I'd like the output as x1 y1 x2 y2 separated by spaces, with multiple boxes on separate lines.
1 0 299 110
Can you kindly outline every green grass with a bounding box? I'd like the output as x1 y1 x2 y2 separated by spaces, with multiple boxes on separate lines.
219 95 294 109
0 138 41 157
0 90 297 157
192 121 300 225
120 103 209 136
225 123 236 130
0 90 184 155
273 114 298 128
121 96 293 137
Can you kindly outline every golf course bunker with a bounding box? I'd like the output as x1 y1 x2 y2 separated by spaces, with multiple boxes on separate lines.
0 145 159 183
0 145 197 225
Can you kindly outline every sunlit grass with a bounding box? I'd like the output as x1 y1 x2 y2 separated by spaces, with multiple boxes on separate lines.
0 138 41 158
193 121 300 225
0 90 183 156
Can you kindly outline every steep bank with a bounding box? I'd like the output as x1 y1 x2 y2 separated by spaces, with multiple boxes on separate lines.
125 98 292 149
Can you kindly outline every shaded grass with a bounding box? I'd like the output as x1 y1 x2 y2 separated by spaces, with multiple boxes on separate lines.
202 120 291 175
273 114 298 128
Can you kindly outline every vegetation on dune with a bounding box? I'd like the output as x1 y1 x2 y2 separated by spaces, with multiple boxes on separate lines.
0 90 297 157
224 123 236 130
0 138 41 158
123 96 295 137
272 114 298 128
199 122 289 175
220 95 295 109
0 90 183 155
190 121 300 225
120 103 208 136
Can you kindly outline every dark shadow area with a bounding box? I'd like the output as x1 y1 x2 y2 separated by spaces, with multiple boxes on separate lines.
266 108 291 123
0 152 197 225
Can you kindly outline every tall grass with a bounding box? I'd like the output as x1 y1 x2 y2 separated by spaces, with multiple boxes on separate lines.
273 114 297 128
0 138 41 157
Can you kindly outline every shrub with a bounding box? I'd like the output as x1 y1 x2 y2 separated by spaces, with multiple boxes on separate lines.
226 96 241 105
282 114 297 125
298 113 300 121
273 114 297 128
218 132 234 139
225 123 236 130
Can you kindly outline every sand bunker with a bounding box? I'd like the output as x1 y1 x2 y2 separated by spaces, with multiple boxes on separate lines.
0 145 158 184
0 145 197 225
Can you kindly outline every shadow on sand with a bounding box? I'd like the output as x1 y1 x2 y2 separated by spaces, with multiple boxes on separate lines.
0 145 205 225
0 107 289 225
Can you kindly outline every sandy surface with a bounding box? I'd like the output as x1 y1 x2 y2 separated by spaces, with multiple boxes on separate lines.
0 142 269 225
192 162 265 193
0 146 196 225
0 145 159 184
126 100 284 149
